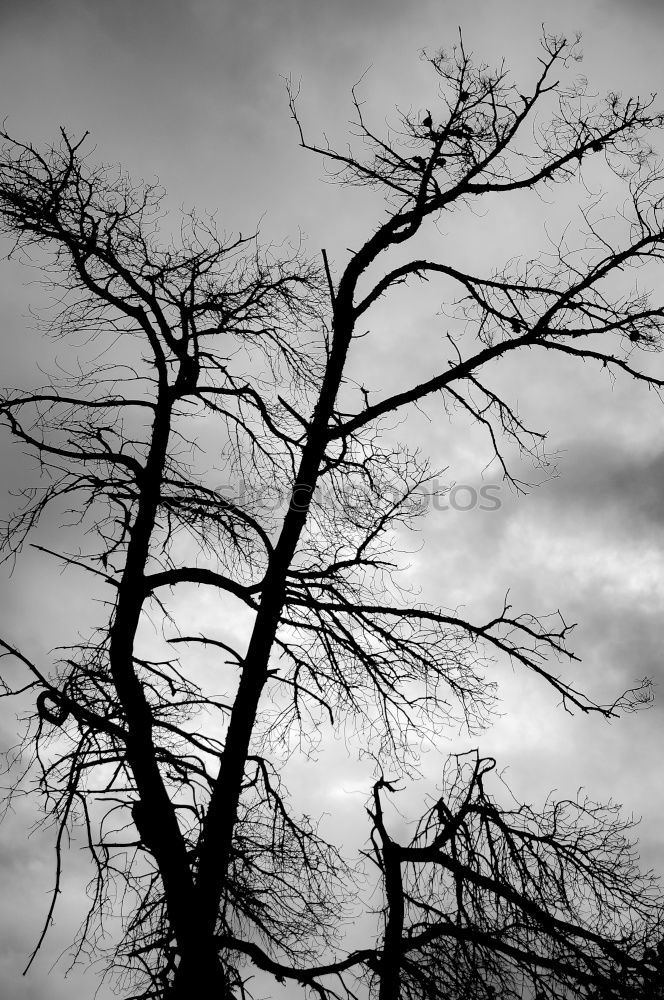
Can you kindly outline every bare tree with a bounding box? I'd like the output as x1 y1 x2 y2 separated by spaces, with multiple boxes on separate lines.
366 753 663 1000
1 28 664 1000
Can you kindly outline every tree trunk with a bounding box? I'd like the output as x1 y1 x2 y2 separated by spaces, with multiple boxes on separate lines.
379 845 404 1000
169 946 231 999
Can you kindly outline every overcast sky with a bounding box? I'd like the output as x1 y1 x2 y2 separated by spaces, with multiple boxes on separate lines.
1 1 664 998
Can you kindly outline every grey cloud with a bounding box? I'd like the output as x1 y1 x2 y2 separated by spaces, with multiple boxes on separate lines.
539 439 664 534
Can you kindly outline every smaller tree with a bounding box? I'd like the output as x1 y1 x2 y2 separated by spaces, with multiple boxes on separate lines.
367 753 663 1000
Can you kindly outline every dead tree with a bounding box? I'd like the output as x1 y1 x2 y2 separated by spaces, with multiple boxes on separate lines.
1 28 664 1000
366 753 664 1000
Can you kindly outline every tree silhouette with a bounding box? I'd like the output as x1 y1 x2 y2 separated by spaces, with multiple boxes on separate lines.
1 29 664 999
365 753 663 1000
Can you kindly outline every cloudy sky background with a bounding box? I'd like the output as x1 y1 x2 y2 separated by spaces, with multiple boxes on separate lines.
1 0 664 997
